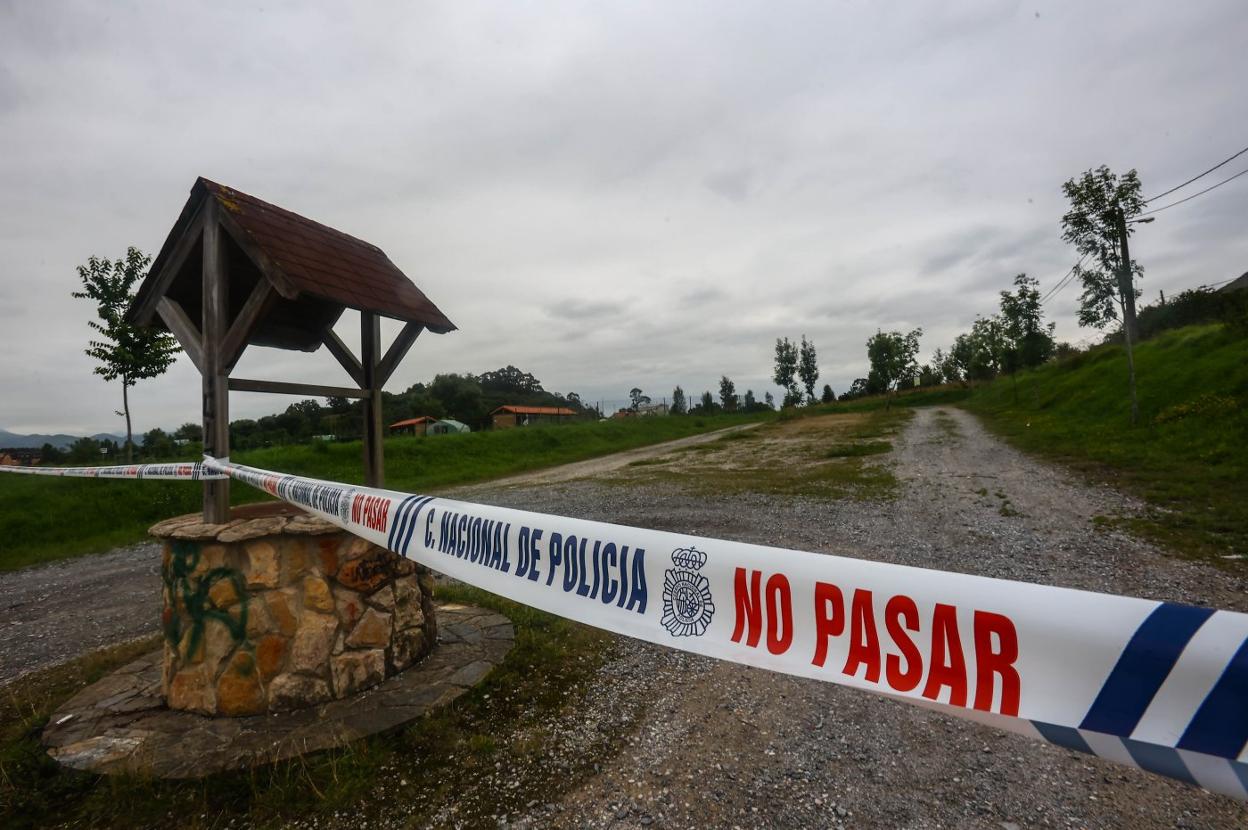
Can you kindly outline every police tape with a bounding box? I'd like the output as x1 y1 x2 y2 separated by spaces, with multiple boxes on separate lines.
0 461 224 480
195 456 1248 801
3 457 1246 799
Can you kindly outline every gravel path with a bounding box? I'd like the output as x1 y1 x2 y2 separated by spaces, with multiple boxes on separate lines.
473 406 1245 829
0 541 162 685
3 407 1245 827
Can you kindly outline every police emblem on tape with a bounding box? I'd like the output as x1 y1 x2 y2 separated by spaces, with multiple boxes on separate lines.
661 546 715 637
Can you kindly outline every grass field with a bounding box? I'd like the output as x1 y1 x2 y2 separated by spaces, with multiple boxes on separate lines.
963 324 1248 563
0 413 765 572
616 408 912 501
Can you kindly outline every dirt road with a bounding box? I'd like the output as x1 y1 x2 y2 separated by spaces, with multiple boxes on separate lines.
3 408 1245 827
477 407 1246 829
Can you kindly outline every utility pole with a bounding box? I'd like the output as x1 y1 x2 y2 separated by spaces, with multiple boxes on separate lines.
1114 207 1140 426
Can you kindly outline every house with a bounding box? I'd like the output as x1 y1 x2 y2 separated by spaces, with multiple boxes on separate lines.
491 405 577 429
636 402 669 417
0 448 41 467
428 419 470 435
389 416 438 437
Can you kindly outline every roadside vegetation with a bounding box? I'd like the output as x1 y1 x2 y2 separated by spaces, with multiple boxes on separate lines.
0 584 624 829
618 408 911 501
0 413 767 572
963 323 1247 563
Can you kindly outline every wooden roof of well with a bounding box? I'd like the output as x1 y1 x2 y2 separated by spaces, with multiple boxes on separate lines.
131 177 455 336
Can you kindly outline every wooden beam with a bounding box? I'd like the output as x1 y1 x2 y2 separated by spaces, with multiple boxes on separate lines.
215 206 301 300
220 280 276 373
320 328 365 387
361 312 384 487
132 205 205 325
228 377 368 399
376 322 423 386
201 207 231 522
155 297 203 373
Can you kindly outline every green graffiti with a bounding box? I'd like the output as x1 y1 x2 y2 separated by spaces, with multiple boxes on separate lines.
162 540 249 657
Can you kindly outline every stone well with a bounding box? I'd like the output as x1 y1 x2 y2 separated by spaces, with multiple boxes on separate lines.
150 504 436 716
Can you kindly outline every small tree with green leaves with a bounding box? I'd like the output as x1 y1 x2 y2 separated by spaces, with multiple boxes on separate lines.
72 247 180 462
718 376 738 412
798 335 819 403
773 337 801 407
671 386 687 415
865 328 922 405
1061 165 1146 422
821 384 835 403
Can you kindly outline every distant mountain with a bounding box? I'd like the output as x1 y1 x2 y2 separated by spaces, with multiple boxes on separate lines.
0 430 126 449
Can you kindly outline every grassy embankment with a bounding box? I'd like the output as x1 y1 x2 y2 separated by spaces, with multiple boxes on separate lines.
963 323 1247 563
0 584 623 829
0 413 765 572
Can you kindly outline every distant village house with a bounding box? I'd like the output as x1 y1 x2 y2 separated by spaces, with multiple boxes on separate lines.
491 405 577 429
0 448 41 467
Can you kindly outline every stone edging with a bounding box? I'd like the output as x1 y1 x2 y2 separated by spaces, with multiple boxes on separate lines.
42 603 513 778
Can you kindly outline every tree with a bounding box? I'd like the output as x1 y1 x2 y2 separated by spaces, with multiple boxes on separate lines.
743 389 758 411
935 347 961 384
763 391 775 410
173 422 202 442
671 386 687 415
798 335 819 403
699 390 715 413
1061 165 1146 423
71 247 180 461
629 387 651 411
40 442 65 464
820 384 835 403
142 427 177 459
772 337 800 407
865 328 922 403
998 274 1056 370
966 316 1007 382
718 376 738 412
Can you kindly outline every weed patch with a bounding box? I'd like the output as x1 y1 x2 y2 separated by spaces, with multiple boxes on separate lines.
0 586 624 829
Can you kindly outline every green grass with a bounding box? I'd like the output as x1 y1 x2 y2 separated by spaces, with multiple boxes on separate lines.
963 323 1248 562
0 585 620 829
615 409 910 502
0 414 767 572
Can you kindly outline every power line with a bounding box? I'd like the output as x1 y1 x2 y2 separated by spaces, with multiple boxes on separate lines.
1138 166 1248 217
1145 142 1248 202
1040 253 1089 305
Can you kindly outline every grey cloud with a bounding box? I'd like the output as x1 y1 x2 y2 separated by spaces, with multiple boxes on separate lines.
2 1 1247 431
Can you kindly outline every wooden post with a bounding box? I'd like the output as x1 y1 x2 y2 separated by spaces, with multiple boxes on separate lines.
201 206 231 521
361 311 384 487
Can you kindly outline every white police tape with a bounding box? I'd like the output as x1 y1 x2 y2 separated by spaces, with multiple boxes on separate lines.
0 461 224 480
195 456 1248 801
3 456 1246 800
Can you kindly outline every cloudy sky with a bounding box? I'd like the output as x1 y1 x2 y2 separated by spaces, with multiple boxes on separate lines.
2 1 1246 435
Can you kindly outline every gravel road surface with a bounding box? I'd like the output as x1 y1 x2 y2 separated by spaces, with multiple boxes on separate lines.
3 407 1245 828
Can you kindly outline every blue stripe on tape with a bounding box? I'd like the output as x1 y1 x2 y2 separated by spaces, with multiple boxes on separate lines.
1032 721 1094 755
1122 738 1197 786
399 497 433 556
1080 602 1214 737
387 496 421 550
1178 636 1248 759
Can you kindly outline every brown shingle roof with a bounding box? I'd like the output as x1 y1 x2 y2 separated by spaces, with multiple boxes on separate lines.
199 178 455 332
492 405 578 416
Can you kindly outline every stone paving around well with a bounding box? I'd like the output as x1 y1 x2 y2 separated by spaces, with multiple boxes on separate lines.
41 603 513 778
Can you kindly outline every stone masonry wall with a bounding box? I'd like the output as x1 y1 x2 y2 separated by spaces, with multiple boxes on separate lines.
150 509 436 716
